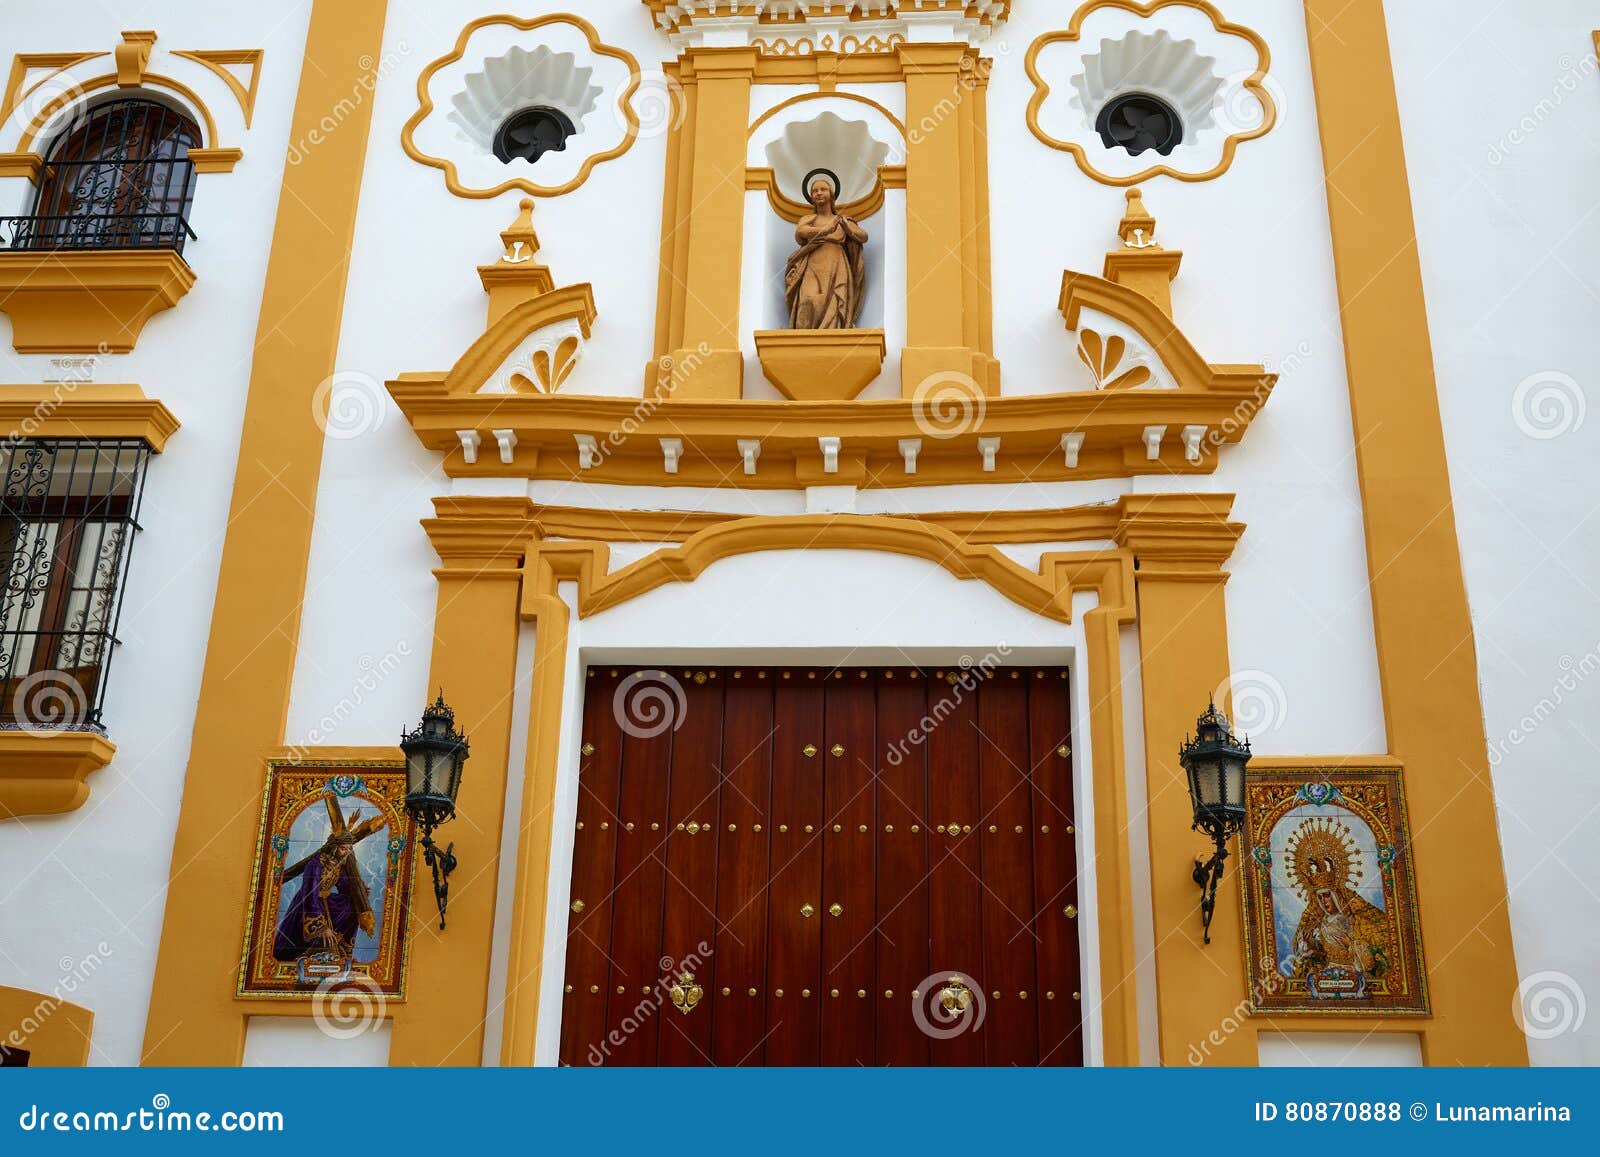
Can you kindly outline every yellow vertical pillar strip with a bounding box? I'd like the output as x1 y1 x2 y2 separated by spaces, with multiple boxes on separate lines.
141 0 389 1064
1116 497 1249 1065
664 48 756 400
500 574 571 1065
898 43 985 397
1303 0 1526 1065
1074 559 1141 1065
652 61 694 369
388 500 531 1065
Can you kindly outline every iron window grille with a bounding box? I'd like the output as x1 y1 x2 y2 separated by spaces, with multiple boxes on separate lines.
0 98 199 254
0 441 151 732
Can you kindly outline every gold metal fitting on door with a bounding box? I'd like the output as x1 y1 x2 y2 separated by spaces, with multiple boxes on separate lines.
828 902 843 917
800 903 815 918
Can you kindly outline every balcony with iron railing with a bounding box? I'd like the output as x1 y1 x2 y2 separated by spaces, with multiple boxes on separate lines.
0 156 200 353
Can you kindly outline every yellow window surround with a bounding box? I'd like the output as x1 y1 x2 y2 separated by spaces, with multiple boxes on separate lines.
0 384 179 821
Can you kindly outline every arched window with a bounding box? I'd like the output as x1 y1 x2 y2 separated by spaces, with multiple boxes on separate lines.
19 98 200 253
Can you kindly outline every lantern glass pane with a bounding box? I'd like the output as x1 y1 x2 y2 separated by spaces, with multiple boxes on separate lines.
406 747 432 797
1194 757 1223 807
1222 753 1245 808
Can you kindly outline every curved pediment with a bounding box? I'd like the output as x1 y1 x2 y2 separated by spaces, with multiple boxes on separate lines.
443 284 597 396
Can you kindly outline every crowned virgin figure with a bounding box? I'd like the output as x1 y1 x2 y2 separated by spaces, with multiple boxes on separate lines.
784 169 868 330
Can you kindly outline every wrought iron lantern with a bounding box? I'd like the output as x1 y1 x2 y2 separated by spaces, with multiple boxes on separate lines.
1179 698 1251 944
401 692 470 929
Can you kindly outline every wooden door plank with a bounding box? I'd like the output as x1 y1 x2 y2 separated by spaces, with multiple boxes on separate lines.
559 668 625 1066
600 669 677 1065
821 668 877 1065
1029 670 1083 1066
977 671 1040 1066
924 668 986 1065
657 670 726 1065
711 668 776 1065
873 668 931 1066
763 668 825 1064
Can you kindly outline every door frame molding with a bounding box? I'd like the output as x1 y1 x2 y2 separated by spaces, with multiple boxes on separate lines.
421 491 1246 1066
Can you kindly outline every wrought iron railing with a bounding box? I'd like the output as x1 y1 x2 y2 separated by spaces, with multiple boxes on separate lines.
0 441 151 732
0 209 196 253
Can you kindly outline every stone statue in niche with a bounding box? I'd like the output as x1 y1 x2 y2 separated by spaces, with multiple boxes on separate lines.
784 168 867 329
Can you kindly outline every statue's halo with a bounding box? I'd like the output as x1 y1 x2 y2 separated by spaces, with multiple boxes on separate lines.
802 167 842 203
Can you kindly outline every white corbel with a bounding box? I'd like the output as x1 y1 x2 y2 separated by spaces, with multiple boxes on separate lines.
456 429 482 465
737 438 761 476
1061 432 1085 469
574 433 599 469
898 438 921 474
660 437 683 474
492 429 518 465
1181 425 1208 464
818 436 841 474
977 436 1000 473
1142 425 1166 461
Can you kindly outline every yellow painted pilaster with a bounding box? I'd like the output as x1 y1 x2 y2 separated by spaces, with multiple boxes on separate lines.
388 500 532 1065
500 565 571 1066
142 0 389 1065
664 48 757 399
1304 0 1526 1065
1115 496 1249 1065
898 43 991 396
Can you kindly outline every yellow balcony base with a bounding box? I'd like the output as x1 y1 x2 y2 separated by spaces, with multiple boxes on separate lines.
754 328 887 401
0 248 196 353
0 730 116 820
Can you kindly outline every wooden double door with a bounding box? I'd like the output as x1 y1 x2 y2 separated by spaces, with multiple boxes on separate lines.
558 665 1084 1066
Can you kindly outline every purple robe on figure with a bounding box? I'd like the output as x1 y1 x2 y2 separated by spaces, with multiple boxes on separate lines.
273 847 369 961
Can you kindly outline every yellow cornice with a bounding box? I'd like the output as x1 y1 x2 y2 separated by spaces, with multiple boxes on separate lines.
387 385 1266 488
0 249 196 354
0 730 117 820
0 384 180 450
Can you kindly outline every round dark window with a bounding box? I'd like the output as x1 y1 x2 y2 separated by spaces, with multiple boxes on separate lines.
492 106 577 164
1095 93 1183 157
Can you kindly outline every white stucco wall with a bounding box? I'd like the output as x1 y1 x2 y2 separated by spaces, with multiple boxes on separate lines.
0 1 314 1065
1387 0 1600 1065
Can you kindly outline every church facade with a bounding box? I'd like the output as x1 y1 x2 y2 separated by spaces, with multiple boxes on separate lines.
0 0 1594 1067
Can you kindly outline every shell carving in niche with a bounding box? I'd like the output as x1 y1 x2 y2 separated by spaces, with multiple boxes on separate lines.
447 45 601 154
1026 0 1278 185
1068 30 1222 139
403 13 643 198
765 112 892 206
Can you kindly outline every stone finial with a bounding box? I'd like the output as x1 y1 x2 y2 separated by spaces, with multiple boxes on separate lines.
499 197 541 264
1117 187 1159 249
